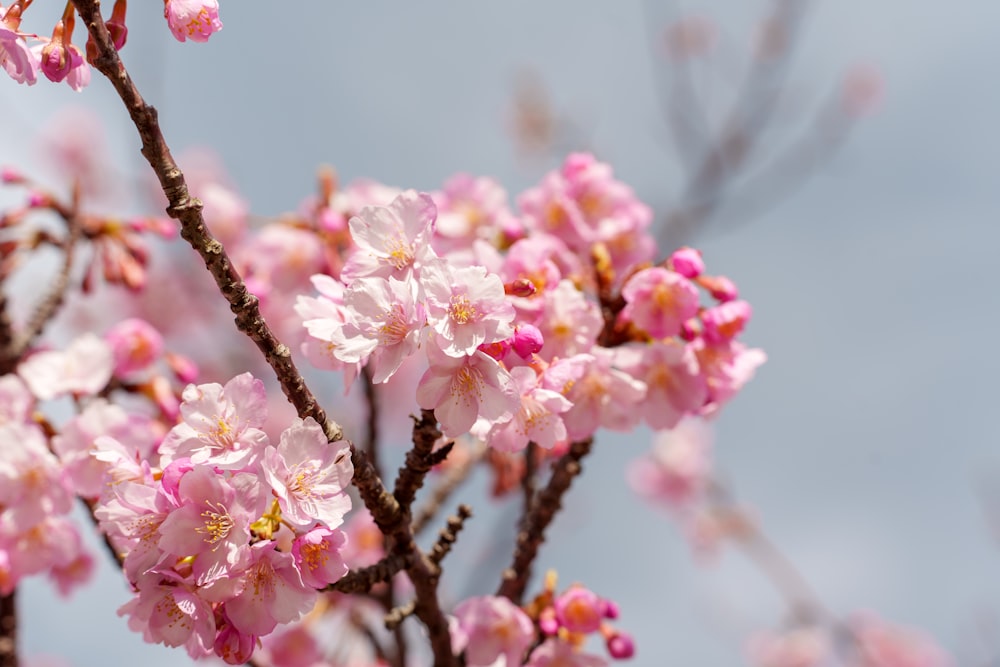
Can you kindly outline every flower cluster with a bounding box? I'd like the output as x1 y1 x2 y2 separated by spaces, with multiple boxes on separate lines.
0 0 223 90
452 574 633 667
298 153 765 452
94 373 353 663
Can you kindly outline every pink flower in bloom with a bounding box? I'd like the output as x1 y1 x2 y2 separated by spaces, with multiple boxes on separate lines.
620 267 700 339
341 190 438 283
422 261 515 357
332 276 425 383
847 613 954 667
223 541 317 637
18 334 114 400
627 418 713 510
340 509 385 569
746 626 829 667
157 466 264 586
119 576 216 659
0 5 37 85
291 527 348 589
158 372 270 470
262 417 353 529
214 618 256 665
560 349 647 441
617 341 708 430
416 345 518 438
164 0 223 43
486 366 571 453
0 374 33 425
295 274 358 376
525 639 608 667
432 173 519 253
105 318 164 379
536 280 603 360
94 480 171 583
452 595 535 667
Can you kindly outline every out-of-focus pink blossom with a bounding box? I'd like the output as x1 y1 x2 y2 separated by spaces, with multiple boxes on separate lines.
105 318 164 379
525 638 608 667
452 595 535 667
18 334 114 400
617 342 707 431
700 300 752 345
554 585 604 634
746 626 829 667
164 0 223 43
842 64 884 117
0 5 38 85
118 576 216 659
848 613 954 667
620 267 700 339
668 246 705 279
628 418 713 510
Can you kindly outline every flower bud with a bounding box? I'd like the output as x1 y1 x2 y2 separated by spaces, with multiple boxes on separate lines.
512 324 544 358
668 246 704 278
606 630 636 659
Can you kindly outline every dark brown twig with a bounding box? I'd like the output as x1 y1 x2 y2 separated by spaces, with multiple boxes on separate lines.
518 442 538 533
360 365 381 479
496 438 593 604
429 504 473 567
0 591 15 667
326 552 412 594
393 410 443 511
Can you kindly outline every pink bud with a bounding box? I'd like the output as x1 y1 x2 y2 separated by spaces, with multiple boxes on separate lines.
538 608 560 636
606 630 636 659
27 191 48 208
1 167 23 184
668 246 704 278
107 0 129 51
505 278 537 298
512 324 544 358
699 274 739 302
602 599 620 620
165 351 199 383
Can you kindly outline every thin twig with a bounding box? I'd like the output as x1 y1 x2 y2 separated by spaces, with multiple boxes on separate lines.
496 438 594 604
360 365 381 479
412 443 485 536
518 442 538 533
429 504 473 567
326 552 412 594
8 211 81 361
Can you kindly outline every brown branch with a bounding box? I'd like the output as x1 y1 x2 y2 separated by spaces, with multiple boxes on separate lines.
7 211 81 363
384 600 416 632
360 365 381 479
429 504 473 567
393 410 444 511
496 438 593 604
326 552 412 594
518 442 538 533
0 591 15 667
412 444 485 536
69 0 343 444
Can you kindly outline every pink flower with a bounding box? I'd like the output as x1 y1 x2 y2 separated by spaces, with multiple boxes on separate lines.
18 334 114 400
525 639 608 667
627 418 713 510
157 466 264 586
164 0 223 43
105 318 164 379
559 349 646 441
262 417 353 529
692 340 766 414
341 190 438 283
416 345 519 438
158 372 270 470
295 274 359 377
431 173 518 252
668 247 705 278
616 342 707 430
291 527 348 589
332 275 425 383
535 280 603 360
422 261 515 357
452 595 535 667
620 267 700 339
0 374 33 425
214 619 256 665
119 576 216 659
700 300 752 344
0 423 73 532
0 5 38 85
486 366 571 453
223 542 317 637
94 480 171 583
